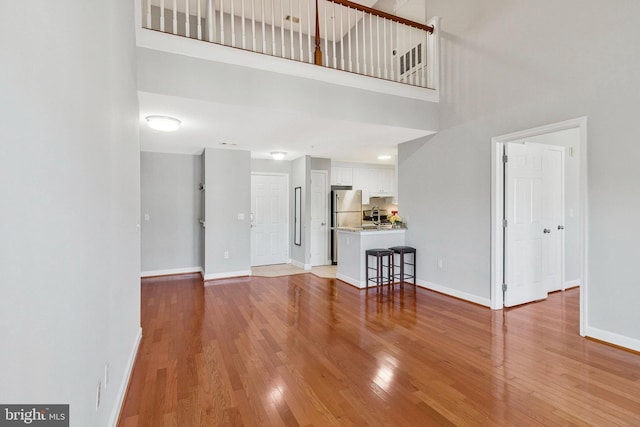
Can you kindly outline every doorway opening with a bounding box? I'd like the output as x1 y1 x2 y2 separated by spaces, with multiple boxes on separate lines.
491 117 588 336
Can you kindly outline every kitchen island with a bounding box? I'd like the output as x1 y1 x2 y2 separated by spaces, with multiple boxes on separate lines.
336 227 406 288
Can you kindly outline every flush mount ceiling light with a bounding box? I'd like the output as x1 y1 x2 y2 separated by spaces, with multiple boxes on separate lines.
271 151 287 160
146 115 181 132
378 155 392 160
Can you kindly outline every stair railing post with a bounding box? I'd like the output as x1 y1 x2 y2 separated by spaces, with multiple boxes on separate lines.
314 0 323 65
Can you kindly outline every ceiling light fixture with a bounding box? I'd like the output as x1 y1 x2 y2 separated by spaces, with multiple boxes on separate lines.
271 151 287 160
146 115 181 132
378 155 392 160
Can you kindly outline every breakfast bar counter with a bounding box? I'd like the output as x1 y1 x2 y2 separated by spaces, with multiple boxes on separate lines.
335 227 406 288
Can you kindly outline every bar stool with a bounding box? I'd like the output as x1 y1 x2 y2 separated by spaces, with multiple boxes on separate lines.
389 246 416 288
365 248 394 292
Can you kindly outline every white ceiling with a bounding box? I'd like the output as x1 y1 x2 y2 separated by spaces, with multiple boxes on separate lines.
139 91 432 164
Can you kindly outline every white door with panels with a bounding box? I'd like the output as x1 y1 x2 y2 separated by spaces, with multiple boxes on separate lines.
310 170 328 266
504 142 564 307
251 174 288 266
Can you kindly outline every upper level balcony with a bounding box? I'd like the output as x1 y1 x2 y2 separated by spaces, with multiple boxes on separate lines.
134 0 440 161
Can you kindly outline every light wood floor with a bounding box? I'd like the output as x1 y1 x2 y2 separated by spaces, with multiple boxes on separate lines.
119 273 640 426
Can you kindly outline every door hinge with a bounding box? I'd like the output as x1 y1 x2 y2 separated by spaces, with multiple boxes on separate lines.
502 283 507 293
502 219 508 228
502 155 508 163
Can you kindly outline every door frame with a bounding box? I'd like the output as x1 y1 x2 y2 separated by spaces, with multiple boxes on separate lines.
310 170 329 266
250 172 290 266
490 117 588 336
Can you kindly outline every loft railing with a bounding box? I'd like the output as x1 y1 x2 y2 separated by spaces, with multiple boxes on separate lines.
142 0 436 88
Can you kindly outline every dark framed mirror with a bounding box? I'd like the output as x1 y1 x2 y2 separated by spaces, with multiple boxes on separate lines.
294 186 302 246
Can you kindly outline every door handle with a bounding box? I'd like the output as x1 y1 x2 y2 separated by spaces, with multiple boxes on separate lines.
557 225 565 230
543 228 551 234
321 222 326 226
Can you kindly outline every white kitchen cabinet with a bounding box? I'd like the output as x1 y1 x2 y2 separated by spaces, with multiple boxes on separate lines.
352 167 395 204
331 167 353 186
352 168 371 204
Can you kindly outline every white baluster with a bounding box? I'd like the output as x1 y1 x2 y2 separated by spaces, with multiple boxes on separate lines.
241 0 246 49
369 13 373 76
400 25 409 83
347 8 352 71
208 0 214 42
362 10 366 75
324 4 328 66
289 0 294 59
307 0 312 63
390 20 395 81
262 0 267 53
421 30 426 87
173 0 178 34
220 0 225 44
271 0 276 55
339 6 344 70
376 15 380 77
185 0 190 37
280 0 285 57
383 18 387 79
332 3 336 68
412 27 416 86
355 10 359 74
231 0 236 47
160 0 165 32
197 0 202 40
298 0 303 61
251 0 256 51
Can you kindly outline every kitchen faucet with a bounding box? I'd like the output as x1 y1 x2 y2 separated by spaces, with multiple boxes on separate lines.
371 205 381 229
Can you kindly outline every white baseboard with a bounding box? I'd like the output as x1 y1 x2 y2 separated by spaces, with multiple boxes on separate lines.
203 270 252 282
564 279 580 289
336 273 363 288
108 327 142 427
417 280 492 307
585 326 640 353
290 259 311 270
141 267 203 278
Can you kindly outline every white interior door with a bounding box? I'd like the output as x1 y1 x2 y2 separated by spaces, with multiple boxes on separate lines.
504 142 565 306
542 145 565 292
310 170 328 266
251 174 288 266
504 142 546 306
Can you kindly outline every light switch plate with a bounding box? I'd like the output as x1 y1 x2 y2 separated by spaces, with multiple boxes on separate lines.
237 213 245 220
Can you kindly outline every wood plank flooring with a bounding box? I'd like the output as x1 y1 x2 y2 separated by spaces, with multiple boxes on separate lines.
118 273 640 426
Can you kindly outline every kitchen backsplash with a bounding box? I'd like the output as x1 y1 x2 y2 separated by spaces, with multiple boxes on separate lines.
362 197 398 215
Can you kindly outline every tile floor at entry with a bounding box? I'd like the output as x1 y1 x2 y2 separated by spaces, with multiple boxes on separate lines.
251 263 337 278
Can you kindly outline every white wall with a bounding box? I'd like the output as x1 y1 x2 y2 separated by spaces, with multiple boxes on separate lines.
400 0 640 348
204 148 252 278
0 0 141 425
141 152 203 274
290 155 311 267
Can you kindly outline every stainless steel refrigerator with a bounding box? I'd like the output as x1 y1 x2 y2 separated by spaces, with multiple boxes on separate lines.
331 188 362 264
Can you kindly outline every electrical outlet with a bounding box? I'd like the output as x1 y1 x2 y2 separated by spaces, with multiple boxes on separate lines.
104 363 109 389
96 380 102 411
437 259 443 269
224 251 229 259
144 213 149 221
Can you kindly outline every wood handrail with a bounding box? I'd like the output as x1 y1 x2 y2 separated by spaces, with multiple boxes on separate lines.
326 0 434 33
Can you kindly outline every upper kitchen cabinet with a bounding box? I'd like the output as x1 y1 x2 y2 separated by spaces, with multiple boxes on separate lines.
353 167 395 204
331 167 353 186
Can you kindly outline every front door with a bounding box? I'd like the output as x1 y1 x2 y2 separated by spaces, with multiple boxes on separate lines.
504 142 564 306
251 174 288 266
310 170 328 266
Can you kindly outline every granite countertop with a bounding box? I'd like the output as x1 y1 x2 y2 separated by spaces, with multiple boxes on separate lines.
337 226 406 233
